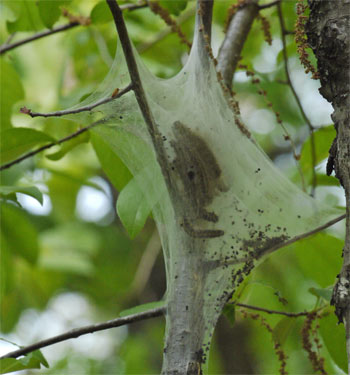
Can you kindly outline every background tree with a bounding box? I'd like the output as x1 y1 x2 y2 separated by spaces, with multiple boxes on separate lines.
0 0 348 374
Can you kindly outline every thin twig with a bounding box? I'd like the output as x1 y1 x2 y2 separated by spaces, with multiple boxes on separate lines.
137 7 196 54
277 2 317 196
258 0 280 10
0 306 165 359
105 0 174 194
1 299 319 360
21 83 133 118
0 119 102 171
255 213 346 259
120 1 148 11
0 23 80 55
235 302 323 317
220 213 346 267
0 2 147 55
0 84 132 171
147 1 191 49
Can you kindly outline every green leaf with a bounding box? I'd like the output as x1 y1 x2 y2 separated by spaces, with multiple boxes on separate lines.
294 233 343 287
6 1 44 33
0 202 39 264
92 126 165 237
308 287 332 302
119 301 166 317
272 317 296 345
91 130 132 192
31 350 49 368
0 59 25 131
159 0 187 16
0 185 43 205
223 304 236 326
117 177 152 239
319 310 347 373
0 351 48 374
0 358 40 374
90 2 113 24
315 174 340 186
0 128 55 164
46 130 89 161
300 126 336 176
37 0 71 29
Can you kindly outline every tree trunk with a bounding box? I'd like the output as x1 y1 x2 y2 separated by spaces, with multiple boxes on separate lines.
305 0 350 369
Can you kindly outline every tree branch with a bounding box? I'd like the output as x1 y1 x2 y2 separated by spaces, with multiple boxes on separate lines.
0 300 316 360
0 22 80 55
304 0 350 366
257 213 346 259
217 0 260 89
235 302 322 317
21 83 133 118
221 213 346 267
147 1 191 49
0 120 98 171
0 306 165 360
137 7 196 54
105 0 175 196
198 0 214 43
277 2 317 196
258 0 280 10
120 1 148 11
0 84 132 171
0 2 147 55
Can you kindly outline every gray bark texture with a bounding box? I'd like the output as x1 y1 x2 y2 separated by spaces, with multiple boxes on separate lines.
217 0 259 88
305 0 350 370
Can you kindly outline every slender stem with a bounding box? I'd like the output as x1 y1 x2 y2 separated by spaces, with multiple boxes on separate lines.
0 2 147 55
235 302 323 317
105 0 174 193
0 23 80 55
137 7 196 54
0 84 132 171
222 213 346 266
258 0 280 10
147 1 191 49
0 306 165 359
277 2 317 196
0 299 320 360
120 1 148 11
259 213 346 258
0 120 100 171
23 83 133 118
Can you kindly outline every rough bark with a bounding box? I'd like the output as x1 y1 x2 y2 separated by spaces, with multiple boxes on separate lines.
305 0 350 369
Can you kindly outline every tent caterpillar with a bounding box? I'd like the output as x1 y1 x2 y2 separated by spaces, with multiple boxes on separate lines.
171 121 227 238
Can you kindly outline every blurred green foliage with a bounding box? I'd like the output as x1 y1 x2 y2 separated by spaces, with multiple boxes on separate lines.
0 0 346 374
